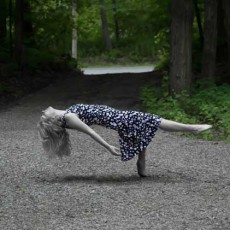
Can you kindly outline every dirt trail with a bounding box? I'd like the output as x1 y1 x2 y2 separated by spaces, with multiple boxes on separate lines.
0 71 230 230
19 70 162 110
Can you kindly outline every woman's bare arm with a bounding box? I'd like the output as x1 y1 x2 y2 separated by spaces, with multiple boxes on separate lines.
65 113 121 156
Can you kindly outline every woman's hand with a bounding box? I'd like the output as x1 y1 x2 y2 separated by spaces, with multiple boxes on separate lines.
65 114 122 157
108 145 121 157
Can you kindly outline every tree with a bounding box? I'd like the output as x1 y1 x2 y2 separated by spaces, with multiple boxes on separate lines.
100 0 112 50
216 0 226 64
112 0 119 42
14 0 25 68
24 0 34 44
193 0 203 48
222 0 230 75
0 0 7 44
169 0 193 95
201 0 218 81
72 0 77 59
14 0 33 69
9 0 13 57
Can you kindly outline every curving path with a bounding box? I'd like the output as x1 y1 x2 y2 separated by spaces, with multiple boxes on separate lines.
0 71 230 229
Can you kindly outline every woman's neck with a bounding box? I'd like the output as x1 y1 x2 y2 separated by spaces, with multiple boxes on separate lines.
44 107 66 118
53 109 66 117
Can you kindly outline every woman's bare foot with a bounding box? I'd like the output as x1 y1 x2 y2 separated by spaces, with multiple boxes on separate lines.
192 124 212 134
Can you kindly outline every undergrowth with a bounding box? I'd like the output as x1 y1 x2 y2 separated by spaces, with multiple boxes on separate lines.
141 76 230 142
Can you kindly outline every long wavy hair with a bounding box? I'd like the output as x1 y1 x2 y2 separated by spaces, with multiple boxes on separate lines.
37 115 71 158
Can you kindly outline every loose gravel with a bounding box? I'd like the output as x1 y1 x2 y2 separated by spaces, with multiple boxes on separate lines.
1 72 230 230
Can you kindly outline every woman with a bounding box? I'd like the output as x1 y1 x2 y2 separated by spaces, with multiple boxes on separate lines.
38 104 212 177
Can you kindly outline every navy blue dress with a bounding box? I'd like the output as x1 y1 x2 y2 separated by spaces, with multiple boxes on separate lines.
62 104 161 161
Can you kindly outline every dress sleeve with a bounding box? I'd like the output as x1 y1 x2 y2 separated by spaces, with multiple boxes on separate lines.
61 104 78 128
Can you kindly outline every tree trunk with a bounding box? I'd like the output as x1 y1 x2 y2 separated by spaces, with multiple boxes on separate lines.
201 0 218 81
112 0 119 42
24 0 33 44
222 0 230 74
169 0 193 95
14 0 25 69
100 0 112 50
72 0 77 59
216 0 228 66
193 0 203 48
9 0 13 58
0 0 7 44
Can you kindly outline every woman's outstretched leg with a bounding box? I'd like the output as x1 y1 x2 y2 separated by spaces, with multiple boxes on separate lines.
159 118 212 134
137 150 147 177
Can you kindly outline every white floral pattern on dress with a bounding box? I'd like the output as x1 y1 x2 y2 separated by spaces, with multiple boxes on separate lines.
62 104 161 161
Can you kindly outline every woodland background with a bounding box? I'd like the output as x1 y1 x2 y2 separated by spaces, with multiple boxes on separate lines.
0 0 230 141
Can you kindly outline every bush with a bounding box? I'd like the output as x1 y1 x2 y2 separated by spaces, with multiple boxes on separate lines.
141 79 230 141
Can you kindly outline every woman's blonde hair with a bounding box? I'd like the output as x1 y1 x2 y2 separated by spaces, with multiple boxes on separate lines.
37 115 71 158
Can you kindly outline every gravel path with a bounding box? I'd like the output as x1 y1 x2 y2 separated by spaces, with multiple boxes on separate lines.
1 72 230 230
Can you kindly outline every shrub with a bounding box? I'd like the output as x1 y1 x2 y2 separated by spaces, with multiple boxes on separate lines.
141 80 230 141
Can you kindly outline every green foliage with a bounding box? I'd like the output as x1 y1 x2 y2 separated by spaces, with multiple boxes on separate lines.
141 77 230 142
25 48 55 69
189 84 230 141
77 0 170 62
1 0 172 66
154 51 169 70
31 0 72 54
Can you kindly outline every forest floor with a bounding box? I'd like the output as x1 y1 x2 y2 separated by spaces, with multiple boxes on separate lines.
0 70 230 230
